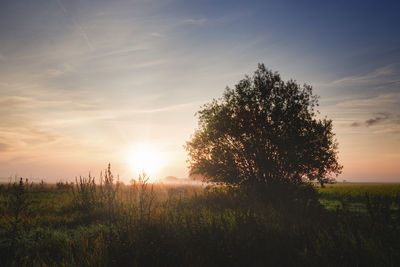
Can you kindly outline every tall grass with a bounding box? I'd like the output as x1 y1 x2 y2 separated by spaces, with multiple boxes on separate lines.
1 172 400 266
0 178 34 265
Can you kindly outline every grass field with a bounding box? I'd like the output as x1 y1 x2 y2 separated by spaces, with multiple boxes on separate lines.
1 174 400 266
319 183 400 213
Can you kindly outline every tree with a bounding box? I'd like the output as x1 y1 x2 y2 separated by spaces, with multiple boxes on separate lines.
186 64 342 188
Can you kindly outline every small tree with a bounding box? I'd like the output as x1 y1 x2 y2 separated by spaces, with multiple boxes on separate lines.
186 64 342 189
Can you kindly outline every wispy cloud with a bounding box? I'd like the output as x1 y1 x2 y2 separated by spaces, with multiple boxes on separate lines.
181 18 207 25
336 93 400 111
350 113 393 127
318 63 400 98
328 93 400 131
91 46 148 60
0 96 33 108
0 143 10 152
38 100 205 126
55 0 93 50
365 113 390 127
350 122 361 127
122 100 205 115
328 64 399 86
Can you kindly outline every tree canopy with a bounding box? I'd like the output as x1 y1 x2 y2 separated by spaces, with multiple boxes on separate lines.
186 64 342 188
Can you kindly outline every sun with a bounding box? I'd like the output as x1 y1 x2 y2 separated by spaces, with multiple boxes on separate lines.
126 143 166 180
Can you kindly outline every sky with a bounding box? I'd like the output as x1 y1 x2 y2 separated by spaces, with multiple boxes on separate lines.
0 0 399 183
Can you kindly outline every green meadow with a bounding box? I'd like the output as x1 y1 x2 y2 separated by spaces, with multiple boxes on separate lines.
1 171 400 267
319 183 400 213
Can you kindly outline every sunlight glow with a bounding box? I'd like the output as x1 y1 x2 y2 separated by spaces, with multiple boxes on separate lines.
126 143 166 181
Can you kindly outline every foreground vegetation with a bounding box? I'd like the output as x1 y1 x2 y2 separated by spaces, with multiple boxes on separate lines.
1 170 400 266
